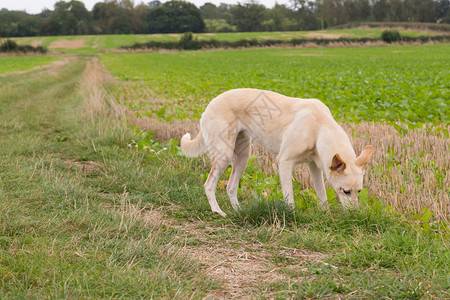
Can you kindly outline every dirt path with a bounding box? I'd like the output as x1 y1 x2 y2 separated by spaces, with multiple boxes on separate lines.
141 208 328 298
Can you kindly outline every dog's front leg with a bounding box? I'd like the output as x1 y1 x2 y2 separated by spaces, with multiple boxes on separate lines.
278 160 295 209
307 162 329 210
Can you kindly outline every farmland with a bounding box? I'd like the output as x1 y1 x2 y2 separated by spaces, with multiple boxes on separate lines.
3 27 445 54
0 36 449 298
100 43 450 223
102 44 450 124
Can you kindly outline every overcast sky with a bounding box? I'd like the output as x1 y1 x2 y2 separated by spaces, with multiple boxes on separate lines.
0 0 290 14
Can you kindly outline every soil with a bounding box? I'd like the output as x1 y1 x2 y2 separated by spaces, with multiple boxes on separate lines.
49 39 85 49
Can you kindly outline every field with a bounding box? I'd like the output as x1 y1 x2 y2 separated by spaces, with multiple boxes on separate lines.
100 43 450 222
101 45 450 124
0 35 449 298
0 55 58 74
3 27 445 54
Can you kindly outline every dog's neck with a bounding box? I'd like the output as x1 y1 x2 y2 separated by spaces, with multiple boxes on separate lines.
315 125 356 180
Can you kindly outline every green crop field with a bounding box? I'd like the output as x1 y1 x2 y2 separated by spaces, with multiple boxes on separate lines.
101 44 450 124
0 36 449 298
0 55 58 74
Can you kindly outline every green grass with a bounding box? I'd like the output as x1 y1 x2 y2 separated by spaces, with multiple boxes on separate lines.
228 198 449 298
5 27 442 54
0 55 57 74
110 131 450 298
0 58 217 298
101 44 450 124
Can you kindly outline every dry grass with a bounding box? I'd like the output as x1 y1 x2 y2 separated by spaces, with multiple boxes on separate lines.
112 191 329 298
348 123 449 222
80 57 126 120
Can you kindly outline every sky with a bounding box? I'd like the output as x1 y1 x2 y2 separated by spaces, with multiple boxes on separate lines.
0 0 289 14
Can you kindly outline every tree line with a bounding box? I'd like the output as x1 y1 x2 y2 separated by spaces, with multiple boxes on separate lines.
1 0 449 37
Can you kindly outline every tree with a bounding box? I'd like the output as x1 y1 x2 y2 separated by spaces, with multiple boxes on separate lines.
316 0 348 27
228 2 267 32
132 4 150 33
93 1 131 34
45 0 94 35
291 0 321 30
266 4 295 31
200 2 219 19
217 3 233 18
404 0 436 22
0 10 44 37
148 0 162 9
345 0 371 22
147 1 205 33
435 0 450 23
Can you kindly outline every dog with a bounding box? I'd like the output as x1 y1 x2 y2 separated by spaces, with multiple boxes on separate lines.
181 88 373 217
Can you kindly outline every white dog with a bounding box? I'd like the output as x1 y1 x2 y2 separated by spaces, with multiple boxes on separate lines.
181 89 373 217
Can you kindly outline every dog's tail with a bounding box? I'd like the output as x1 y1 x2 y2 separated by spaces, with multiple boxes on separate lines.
180 131 207 157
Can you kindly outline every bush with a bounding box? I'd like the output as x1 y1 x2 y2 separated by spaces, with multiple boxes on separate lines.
216 26 234 33
178 32 202 50
0 39 19 52
381 30 401 43
121 34 448 51
0 39 47 53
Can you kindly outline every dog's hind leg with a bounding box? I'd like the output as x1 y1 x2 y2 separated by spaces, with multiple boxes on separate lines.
204 146 233 217
307 162 329 210
227 132 251 210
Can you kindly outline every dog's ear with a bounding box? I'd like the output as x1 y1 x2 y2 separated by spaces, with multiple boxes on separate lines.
330 154 346 173
355 145 374 168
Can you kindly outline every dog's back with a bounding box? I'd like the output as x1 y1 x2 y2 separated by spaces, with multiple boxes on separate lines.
199 88 337 155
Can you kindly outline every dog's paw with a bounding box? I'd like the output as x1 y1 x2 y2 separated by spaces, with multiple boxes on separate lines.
213 209 227 217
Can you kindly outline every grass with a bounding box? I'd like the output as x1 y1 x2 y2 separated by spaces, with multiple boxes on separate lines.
0 55 57 74
0 57 217 298
4 26 445 54
0 42 448 297
111 131 450 298
229 198 449 298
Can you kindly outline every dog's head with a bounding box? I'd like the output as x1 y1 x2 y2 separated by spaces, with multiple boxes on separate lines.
328 145 373 209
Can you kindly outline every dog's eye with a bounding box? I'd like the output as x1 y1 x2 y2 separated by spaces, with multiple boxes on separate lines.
357 189 362 194
342 188 351 195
